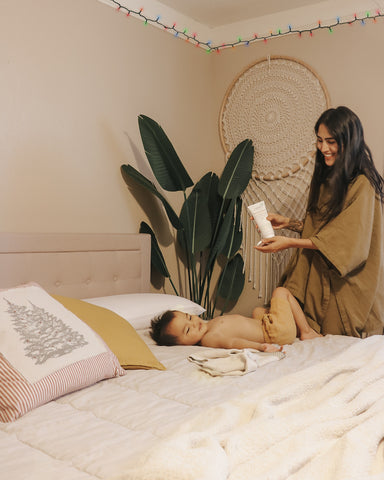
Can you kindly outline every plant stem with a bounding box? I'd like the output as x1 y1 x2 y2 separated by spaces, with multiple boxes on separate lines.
169 276 180 296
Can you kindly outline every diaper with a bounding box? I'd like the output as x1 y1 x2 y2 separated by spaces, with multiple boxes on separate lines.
262 297 297 345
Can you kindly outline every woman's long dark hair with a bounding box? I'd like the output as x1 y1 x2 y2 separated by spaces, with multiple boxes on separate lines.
307 106 384 222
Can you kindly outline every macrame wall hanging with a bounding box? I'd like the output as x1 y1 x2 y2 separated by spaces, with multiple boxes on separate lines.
220 55 329 304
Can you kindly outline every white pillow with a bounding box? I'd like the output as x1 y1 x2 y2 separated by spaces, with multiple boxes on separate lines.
85 293 205 330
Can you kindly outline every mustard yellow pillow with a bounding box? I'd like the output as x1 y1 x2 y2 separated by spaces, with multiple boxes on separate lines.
52 295 165 371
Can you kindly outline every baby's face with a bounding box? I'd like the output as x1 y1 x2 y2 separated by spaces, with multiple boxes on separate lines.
166 311 207 346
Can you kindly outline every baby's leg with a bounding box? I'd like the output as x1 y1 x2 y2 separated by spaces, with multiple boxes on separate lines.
271 287 322 340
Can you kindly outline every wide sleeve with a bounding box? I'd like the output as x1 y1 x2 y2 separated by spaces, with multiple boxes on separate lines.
309 176 375 277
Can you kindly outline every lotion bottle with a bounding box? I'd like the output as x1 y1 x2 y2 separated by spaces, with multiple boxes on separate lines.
247 201 275 240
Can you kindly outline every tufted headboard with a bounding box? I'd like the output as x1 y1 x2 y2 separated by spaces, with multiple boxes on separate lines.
0 232 151 298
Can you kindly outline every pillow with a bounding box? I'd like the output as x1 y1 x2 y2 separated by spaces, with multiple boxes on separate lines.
85 293 206 330
0 283 125 423
52 295 165 371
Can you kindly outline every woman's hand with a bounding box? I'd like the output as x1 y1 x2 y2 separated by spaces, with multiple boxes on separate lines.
255 236 317 253
266 213 290 230
255 236 294 253
268 213 304 233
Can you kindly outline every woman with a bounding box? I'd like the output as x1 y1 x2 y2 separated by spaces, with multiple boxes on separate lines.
256 106 384 337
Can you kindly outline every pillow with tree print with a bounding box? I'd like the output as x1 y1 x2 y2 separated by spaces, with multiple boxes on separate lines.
0 283 124 422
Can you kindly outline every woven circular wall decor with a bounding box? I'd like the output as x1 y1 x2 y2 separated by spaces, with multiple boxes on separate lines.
220 56 330 180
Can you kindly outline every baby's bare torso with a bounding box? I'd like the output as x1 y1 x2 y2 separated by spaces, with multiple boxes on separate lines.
200 312 265 347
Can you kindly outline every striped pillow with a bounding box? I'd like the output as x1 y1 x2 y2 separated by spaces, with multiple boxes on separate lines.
0 283 125 423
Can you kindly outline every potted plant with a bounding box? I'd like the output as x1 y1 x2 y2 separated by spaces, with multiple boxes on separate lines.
121 115 253 318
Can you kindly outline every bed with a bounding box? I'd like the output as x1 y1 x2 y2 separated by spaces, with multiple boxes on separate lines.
1 232 384 480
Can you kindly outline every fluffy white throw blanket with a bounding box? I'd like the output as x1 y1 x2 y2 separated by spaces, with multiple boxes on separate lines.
115 336 384 480
188 348 285 376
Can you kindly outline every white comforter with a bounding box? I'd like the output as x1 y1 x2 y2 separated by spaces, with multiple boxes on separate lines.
119 335 384 480
1 333 383 480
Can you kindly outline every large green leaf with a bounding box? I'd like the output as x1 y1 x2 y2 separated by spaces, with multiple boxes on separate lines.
217 253 245 301
206 173 220 233
121 164 182 230
138 115 193 192
178 174 212 255
201 197 237 282
139 222 170 278
210 198 237 259
218 139 254 200
220 197 243 259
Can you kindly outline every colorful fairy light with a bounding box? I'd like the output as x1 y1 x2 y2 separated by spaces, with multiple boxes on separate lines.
108 0 383 52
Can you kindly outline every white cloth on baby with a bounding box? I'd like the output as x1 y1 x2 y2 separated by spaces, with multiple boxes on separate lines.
188 348 285 376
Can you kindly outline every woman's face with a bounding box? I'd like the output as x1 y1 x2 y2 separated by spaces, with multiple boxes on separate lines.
316 124 338 167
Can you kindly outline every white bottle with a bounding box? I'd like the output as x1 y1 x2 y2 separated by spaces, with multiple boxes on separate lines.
247 201 275 240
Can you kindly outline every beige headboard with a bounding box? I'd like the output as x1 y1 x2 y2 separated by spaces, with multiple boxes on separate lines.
0 232 151 298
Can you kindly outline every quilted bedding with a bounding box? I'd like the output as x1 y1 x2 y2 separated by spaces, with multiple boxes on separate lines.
3 330 382 480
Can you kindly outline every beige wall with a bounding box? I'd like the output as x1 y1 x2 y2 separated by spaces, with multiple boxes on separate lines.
0 0 217 234
1 1 383 312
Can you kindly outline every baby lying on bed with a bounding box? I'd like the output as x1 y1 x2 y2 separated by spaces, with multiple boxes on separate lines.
150 287 321 352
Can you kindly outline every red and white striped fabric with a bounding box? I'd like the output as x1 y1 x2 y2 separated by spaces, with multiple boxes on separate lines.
0 351 124 422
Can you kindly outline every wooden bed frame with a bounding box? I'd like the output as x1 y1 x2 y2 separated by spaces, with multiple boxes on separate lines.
0 232 151 298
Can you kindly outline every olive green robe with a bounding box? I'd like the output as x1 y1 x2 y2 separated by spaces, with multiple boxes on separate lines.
281 175 384 337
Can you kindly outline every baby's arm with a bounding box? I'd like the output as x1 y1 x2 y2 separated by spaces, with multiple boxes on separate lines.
229 339 282 352
203 334 282 352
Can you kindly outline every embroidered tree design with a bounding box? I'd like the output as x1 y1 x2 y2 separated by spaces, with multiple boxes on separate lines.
5 299 88 365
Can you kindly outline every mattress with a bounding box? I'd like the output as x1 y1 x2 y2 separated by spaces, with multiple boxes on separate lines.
0 315 370 480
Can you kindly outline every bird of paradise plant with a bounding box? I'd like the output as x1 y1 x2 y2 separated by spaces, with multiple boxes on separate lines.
121 114 254 318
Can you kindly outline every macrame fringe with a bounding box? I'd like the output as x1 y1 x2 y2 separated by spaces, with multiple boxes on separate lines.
242 153 314 305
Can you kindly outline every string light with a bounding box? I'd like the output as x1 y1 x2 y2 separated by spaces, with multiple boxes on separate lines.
108 1 383 52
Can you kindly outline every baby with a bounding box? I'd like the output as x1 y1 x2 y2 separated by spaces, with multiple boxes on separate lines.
150 287 321 352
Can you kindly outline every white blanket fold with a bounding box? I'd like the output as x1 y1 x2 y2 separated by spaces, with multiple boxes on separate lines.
188 348 285 376
115 336 384 480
